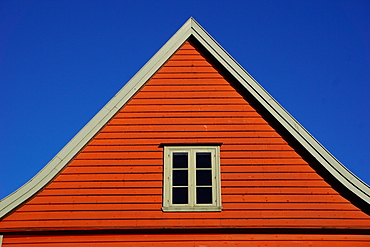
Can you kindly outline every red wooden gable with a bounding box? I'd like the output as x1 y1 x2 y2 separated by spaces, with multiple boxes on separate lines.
1 41 369 233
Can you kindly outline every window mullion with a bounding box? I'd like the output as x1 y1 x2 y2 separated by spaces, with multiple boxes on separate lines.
189 149 195 207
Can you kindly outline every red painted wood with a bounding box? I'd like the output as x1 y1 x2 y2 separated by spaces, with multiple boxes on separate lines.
0 41 369 233
3 233 370 247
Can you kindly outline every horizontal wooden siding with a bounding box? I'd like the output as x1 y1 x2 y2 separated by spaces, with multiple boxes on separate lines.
3 233 370 247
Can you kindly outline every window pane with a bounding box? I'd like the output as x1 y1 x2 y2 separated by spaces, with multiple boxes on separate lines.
173 153 188 168
196 152 211 168
196 187 212 204
196 170 212 186
173 187 188 204
173 170 188 186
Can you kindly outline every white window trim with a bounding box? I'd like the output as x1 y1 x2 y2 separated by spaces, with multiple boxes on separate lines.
162 145 222 212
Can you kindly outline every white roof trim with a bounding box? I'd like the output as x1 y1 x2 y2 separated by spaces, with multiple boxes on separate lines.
0 18 368 218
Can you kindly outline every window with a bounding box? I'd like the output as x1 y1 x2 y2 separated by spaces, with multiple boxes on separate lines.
162 146 221 212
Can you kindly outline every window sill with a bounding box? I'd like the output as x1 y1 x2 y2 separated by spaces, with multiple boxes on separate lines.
162 206 222 212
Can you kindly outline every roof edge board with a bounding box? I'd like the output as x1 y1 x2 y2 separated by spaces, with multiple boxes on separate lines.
190 19 370 204
0 18 193 219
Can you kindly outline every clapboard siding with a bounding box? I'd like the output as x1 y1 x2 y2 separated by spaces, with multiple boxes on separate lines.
1 41 369 232
8 208 367 219
16 202 357 212
3 233 370 247
2 219 369 229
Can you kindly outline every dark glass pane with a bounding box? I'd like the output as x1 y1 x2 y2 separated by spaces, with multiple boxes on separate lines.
173 170 188 186
196 187 212 204
173 153 188 168
196 170 212 186
196 152 211 168
173 187 188 204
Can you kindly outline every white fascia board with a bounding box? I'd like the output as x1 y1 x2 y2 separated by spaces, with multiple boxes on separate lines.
189 18 370 204
0 19 192 219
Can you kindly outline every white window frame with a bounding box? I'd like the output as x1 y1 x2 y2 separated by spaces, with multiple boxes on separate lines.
162 145 222 212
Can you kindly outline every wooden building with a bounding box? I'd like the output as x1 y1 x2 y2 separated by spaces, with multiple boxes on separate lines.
0 18 369 246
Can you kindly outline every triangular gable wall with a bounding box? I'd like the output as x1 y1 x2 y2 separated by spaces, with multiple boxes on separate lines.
0 18 369 231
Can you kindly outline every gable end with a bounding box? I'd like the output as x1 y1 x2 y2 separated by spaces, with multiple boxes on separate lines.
0 18 369 222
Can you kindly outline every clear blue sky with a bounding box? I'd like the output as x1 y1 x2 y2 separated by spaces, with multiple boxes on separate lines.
0 0 369 199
